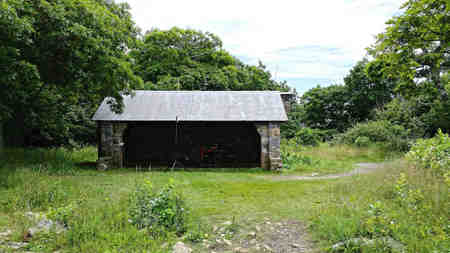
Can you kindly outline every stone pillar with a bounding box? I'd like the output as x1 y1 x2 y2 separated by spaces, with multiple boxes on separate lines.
111 123 127 168
97 122 113 170
255 123 282 170
268 122 282 170
97 122 127 169
255 123 270 169
280 92 295 114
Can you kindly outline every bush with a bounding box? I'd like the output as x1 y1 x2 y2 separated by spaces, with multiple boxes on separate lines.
129 179 187 235
406 129 450 176
354 136 371 147
335 120 410 151
294 127 325 146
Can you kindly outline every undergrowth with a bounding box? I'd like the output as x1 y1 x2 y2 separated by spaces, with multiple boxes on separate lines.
309 132 449 252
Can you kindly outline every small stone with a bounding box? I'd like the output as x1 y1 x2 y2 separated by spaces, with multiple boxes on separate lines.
223 239 232 246
311 172 319 176
172 241 192 253
7 242 28 249
97 163 108 171
0 230 12 237
291 243 301 248
263 244 273 252
249 239 257 245
233 247 249 253
222 221 232 226
255 225 261 232
248 231 256 237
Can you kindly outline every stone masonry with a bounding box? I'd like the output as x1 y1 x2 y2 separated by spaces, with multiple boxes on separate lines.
255 123 282 170
97 121 127 169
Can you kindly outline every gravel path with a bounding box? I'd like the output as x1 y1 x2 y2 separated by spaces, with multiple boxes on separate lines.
269 162 385 181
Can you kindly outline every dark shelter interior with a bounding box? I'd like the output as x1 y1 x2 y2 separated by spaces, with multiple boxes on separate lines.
124 122 261 168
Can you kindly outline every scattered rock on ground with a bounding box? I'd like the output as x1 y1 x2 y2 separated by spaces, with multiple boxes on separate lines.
25 212 66 238
172 241 192 253
0 230 12 238
331 237 404 252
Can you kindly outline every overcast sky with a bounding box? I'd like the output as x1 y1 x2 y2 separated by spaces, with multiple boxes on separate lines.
118 0 404 93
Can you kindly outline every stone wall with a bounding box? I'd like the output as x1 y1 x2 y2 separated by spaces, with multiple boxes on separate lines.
255 122 282 170
97 121 127 169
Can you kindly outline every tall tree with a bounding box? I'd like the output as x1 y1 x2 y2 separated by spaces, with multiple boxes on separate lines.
299 85 352 132
0 0 142 146
132 27 289 91
344 59 396 122
368 0 449 98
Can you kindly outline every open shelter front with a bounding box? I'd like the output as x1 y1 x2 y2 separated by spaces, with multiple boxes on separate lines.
92 91 288 170
124 122 261 168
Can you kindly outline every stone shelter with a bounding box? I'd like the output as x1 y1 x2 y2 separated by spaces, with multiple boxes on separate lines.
92 91 289 170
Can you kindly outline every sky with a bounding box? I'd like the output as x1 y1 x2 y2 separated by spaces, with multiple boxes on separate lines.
117 0 404 94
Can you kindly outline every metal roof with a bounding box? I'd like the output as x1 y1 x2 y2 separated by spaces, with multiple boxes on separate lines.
92 91 288 122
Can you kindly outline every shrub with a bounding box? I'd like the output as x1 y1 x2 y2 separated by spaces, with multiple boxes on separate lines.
294 127 324 146
335 120 410 151
129 179 187 235
406 129 450 176
354 136 371 147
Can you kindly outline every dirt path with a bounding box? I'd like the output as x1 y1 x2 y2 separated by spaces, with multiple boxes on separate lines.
268 162 385 181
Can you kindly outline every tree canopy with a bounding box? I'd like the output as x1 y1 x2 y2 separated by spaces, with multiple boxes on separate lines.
0 0 142 145
368 0 449 98
132 27 290 91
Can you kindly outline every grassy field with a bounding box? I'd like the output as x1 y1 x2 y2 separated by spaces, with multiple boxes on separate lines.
0 144 447 252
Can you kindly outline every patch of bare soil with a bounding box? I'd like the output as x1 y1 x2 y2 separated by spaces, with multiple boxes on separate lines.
200 219 314 253
269 162 384 181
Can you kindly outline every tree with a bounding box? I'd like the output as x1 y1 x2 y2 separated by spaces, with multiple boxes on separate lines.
299 85 352 132
0 0 142 146
132 27 288 91
344 59 396 122
368 0 449 98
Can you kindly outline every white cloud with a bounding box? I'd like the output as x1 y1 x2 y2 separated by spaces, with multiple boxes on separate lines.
117 0 404 90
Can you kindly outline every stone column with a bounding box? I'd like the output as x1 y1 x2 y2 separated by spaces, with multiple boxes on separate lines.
111 123 127 168
268 122 282 170
97 122 113 170
255 123 270 169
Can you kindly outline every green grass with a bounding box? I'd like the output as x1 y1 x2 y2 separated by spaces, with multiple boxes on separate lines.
0 144 447 252
281 142 395 175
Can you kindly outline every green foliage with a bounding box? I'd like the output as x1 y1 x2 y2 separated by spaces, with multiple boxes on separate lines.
299 85 352 131
406 130 450 176
0 0 143 146
47 202 78 227
281 141 389 174
376 93 450 138
345 59 396 123
1 176 69 211
354 136 371 147
310 162 449 252
368 0 449 98
132 27 290 92
294 128 323 146
335 120 410 151
129 179 188 235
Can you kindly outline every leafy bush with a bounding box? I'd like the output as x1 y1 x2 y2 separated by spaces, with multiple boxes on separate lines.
335 120 410 151
354 136 371 147
294 127 325 146
129 179 187 235
406 129 450 176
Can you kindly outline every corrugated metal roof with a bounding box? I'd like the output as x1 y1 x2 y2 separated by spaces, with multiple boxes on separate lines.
92 91 288 122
